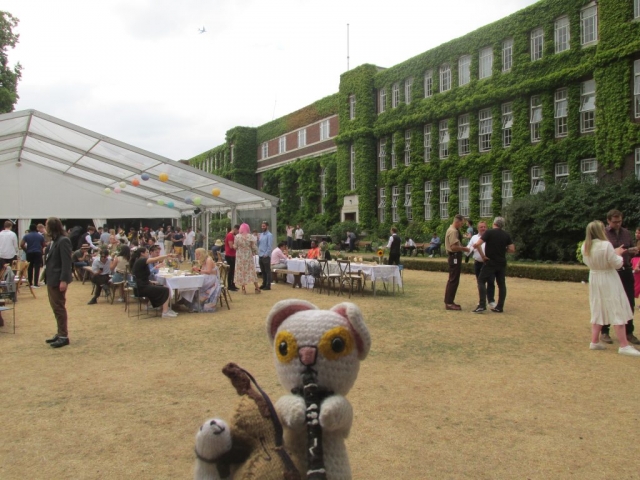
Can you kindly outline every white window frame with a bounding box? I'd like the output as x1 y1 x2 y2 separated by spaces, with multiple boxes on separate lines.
278 136 286 154
424 70 433 98
635 148 640 180
391 185 400 223
581 158 598 183
350 144 356 191
404 184 413 221
379 138 387 172
261 142 268 159
392 82 400 108
635 0 640 19
531 27 544 61
405 77 413 104
424 181 432 220
531 95 542 142
320 168 326 213
424 124 432 162
458 177 469 217
555 88 568 138
349 95 356 120
404 129 412 166
458 114 470 156
440 64 451 92
439 180 450 219
581 3 598 46
502 103 513 148
531 166 546 194
580 79 596 133
555 162 569 187
479 108 492 152
378 187 386 223
479 47 493 79
479 173 493 218
439 120 450 159
555 16 570 53
379 88 386 114
502 171 513 208
320 120 330 140
391 136 397 169
459 55 471 86
502 38 513 72
634 60 640 119
298 129 306 148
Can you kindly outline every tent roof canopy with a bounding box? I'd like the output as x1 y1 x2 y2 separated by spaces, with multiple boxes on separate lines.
0 110 278 215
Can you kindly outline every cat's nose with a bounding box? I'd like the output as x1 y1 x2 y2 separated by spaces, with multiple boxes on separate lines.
299 346 317 366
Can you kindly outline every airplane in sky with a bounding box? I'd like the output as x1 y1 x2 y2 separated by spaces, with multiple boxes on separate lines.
198 27 206 34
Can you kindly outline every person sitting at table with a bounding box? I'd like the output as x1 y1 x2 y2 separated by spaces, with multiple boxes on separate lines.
187 247 221 312
271 241 289 270
87 249 112 305
129 246 177 318
402 237 417 256
211 239 224 259
307 240 321 259
148 245 165 280
425 233 441 257
109 245 130 302
72 244 92 280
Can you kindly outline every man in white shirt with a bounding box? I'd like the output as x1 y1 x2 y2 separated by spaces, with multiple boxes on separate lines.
0 220 19 263
87 249 112 305
294 225 304 250
83 226 100 252
184 227 196 262
271 241 289 270
467 221 496 310
99 227 111 245
402 238 416 256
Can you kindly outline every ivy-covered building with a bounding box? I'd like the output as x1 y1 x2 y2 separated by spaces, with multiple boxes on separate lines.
190 0 640 237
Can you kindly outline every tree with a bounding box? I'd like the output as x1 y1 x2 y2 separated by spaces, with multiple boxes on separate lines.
0 11 22 113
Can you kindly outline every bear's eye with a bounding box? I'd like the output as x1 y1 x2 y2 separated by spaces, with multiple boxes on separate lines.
319 327 354 361
274 330 297 363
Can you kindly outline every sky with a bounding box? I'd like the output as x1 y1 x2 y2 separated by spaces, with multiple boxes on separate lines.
3 0 539 161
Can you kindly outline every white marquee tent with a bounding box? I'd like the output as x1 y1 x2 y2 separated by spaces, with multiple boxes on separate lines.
0 110 278 242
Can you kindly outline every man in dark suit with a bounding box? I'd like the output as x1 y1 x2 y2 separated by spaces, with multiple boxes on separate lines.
44 217 73 348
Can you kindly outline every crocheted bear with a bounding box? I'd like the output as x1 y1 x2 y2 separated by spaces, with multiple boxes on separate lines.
266 300 371 480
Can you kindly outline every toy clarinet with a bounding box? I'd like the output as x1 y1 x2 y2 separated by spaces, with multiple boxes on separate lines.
301 370 328 480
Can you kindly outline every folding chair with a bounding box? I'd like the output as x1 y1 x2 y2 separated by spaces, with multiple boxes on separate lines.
217 263 231 310
336 260 363 298
14 261 36 299
126 275 160 318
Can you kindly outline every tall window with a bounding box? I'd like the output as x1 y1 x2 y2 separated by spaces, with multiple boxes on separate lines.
502 103 513 148
350 144 356 191
555 88 568 138
320 120 330 140
230 145 235 164
635 0 640 19
440 64 451 92
635 147 640 179
378 188 386 223
439 120 450 159
458 177 469 217
278 136 286 154
531 28 544 61
379 88 386 114
298 129 306 147
479 108 492 152
405 77 413 104
424 70 433 98
440 180 450 219
391 136 397 169
391 186 400 222
404 130 412 166
531 166 545 194
349 95 356 120
581 158 598 183
531 96 542 142
459 55 471 86
502 38 513 72
502 171 513 208
261 142 268 159
320 168 326 213
379 138 387 171
580 79 596 133
424 181 432 220
392 82 400 108
458 114 470 156
555 162 569 186
479 173 493 218
581 3 598 45
424 124 432 162
634 60 640 119
555 16 570 53
404 184 413 221
479 47 493 79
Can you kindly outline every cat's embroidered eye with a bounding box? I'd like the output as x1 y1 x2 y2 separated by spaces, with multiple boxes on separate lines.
319 327 354 360
279 341 288 356
331 337 345 353
274 331 297 363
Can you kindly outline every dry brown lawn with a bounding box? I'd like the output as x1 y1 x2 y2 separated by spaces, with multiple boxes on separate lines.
1 268 639 479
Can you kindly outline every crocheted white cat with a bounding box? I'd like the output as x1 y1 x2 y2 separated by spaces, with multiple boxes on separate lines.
266 300 371 480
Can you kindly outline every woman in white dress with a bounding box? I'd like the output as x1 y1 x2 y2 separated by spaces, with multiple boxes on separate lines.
582 220 640 356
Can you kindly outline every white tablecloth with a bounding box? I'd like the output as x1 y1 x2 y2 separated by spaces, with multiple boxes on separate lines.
156 274 205 303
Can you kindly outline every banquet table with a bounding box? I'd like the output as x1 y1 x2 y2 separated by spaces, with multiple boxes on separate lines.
155 273 205 306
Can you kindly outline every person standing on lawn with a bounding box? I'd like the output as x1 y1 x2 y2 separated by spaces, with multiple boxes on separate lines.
225 225 239 291
258 221 273 290
444 214 470 311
